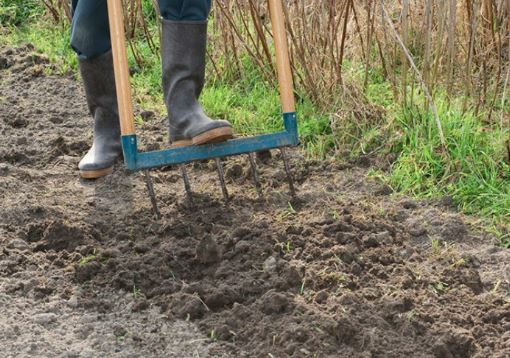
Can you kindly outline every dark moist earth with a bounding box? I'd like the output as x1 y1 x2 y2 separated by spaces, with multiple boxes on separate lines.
1 45 509 358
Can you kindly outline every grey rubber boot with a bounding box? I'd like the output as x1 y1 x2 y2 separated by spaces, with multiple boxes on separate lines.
161 20 233 146
78 51 122 179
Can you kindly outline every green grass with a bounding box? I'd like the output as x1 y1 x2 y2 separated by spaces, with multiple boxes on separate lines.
388 92 510 246
0 0 43 27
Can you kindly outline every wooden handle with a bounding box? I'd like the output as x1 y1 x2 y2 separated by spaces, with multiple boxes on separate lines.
268 0 295 113
107 0 135 135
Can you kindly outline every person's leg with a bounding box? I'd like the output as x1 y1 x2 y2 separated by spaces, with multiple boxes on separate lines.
71 0 121 178
158 0 232 146
71 0 111 60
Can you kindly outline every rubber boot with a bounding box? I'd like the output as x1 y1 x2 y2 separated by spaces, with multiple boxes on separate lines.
78 51 122 179
161 20 233 147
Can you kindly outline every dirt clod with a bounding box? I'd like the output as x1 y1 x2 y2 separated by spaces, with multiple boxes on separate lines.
35 221 89 252
432 329 475 358
196 236 221 264
172 293 208 319
260 291 291 314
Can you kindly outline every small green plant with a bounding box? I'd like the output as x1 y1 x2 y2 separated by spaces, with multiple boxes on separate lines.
284 241 293 254
502 237 510 249
428 281 449 295
209 329 217 341
79 250 97 266
430 238 441 256
490 280 502 294
132 285 144 300
135 115 144 126
299 280 306 295
450 258 466 268
276 203 298 222
331 209 340 220
403 310 417 321
273 239 294 255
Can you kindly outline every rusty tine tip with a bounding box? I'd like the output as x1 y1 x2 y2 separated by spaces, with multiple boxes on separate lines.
215 158 229 202
143 170 161 219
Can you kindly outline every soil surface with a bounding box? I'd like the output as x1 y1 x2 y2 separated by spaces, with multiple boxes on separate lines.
1 45 509 358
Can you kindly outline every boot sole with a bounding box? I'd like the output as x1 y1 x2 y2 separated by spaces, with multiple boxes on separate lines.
80 166 114 179
192 127 233 145
171 127 234 148
171 140 193 148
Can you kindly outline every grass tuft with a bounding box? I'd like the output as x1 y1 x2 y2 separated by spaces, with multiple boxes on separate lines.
389 92 510 241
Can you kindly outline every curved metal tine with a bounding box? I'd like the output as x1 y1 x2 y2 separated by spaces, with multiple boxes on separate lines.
215 158 229 202
248 153 263 200
180 164 194 206
143 170 161 219
279 148 296 197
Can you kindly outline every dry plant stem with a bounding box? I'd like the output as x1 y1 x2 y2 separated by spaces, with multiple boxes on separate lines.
248 0 272 66
446 0 457 98
432 1 447 98
338 0 352 85
423 0 433 109
41 0 60 22
464 0 477 110
215 2 274 84
41 0 72 22
124 1 143 67
401 0 410 103
137 0 158 55
378 1 400 101
59 0 71 20
363 0 375 90
380 1 450 165
351 2 367 62
234 0 265 67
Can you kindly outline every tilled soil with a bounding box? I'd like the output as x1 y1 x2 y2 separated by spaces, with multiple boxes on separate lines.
1 45 509 358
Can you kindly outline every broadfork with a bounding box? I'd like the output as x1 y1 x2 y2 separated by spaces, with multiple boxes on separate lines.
106 0 299 217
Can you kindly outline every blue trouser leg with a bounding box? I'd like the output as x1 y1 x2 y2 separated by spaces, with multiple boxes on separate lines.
70 0 111 60
158 0 211 22
71 0 212 60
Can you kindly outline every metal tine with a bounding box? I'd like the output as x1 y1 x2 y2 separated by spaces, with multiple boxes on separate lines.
280 148 296 197
143 170 161 219
180 164 194 206
214 158 229 202
248 153 263 200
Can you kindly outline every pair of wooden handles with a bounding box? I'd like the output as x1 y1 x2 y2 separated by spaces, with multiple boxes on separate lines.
107 0 295 137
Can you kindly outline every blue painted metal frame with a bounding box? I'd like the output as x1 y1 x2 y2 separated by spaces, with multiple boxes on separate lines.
121 112 299 171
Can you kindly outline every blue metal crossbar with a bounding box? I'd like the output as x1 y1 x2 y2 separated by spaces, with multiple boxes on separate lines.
121 112 299 171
